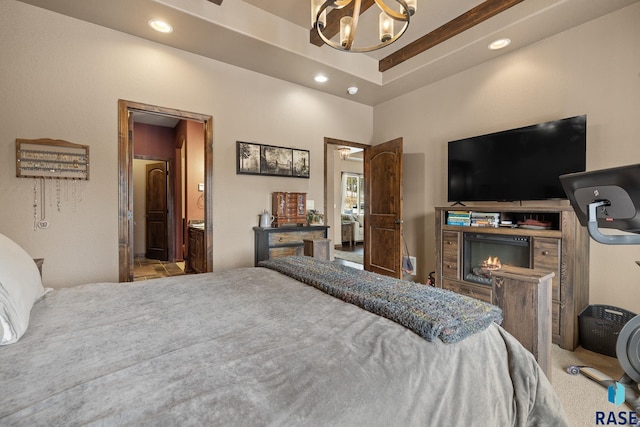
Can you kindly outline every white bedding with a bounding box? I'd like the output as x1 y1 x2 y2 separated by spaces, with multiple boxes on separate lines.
0 267 568 426
0 233 48 345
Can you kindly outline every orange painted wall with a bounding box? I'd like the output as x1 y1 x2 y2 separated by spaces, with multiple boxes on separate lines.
184 121 205 224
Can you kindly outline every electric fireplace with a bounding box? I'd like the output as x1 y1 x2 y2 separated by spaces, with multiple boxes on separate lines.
463 233 531 285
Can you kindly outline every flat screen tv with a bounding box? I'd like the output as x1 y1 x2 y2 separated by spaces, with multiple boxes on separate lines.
447 115 586 202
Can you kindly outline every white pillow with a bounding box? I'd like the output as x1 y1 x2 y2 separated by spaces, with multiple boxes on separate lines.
0 233 47 345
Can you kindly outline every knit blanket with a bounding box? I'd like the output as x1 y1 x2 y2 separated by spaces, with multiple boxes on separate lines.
260 256 503 343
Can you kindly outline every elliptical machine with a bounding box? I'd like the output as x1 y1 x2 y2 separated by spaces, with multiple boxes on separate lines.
561 164 640 420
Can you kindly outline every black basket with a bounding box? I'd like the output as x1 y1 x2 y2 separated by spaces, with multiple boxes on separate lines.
579 305 637 357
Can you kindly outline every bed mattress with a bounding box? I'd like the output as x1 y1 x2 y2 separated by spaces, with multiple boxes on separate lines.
0 266 567 426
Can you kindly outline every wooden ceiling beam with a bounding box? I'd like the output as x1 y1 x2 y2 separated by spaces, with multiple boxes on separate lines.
310 0 376 47
379 0 524 72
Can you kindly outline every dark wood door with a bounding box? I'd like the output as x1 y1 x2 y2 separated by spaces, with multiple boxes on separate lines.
364 137 403 278
145 162 168 261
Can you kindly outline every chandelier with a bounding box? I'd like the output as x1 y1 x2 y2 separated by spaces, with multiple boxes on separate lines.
311 0 417 52
338 147 351 160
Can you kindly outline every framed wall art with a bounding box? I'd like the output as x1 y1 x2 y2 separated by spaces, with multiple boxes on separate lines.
261 145 292 177
292 149 310 178
236 141 309 178
237 141 261 175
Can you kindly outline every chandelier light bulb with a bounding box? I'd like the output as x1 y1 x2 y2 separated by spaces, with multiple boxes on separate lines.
379 12 393 43
311 0 326 30
340 16 353 48
405 0 417 15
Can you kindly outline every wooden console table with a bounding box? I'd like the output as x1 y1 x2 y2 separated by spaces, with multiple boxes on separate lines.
491 266 554 379
253 225 329 266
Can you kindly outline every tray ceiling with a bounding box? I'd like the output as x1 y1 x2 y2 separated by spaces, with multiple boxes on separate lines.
17 0 639 105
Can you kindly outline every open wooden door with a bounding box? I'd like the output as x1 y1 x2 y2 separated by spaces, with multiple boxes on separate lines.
145 162 169 261
364 138 403 278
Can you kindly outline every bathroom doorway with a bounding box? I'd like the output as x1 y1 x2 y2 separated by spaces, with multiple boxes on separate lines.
118 100 213 282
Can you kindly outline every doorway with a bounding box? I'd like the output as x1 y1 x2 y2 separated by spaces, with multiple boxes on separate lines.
324 138 368 267
324 137 404 278
118 100 213 282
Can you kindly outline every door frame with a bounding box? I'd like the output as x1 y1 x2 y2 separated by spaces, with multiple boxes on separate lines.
118 99 213 282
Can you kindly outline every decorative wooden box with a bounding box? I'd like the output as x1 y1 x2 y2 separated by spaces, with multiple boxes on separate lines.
272 192 306 227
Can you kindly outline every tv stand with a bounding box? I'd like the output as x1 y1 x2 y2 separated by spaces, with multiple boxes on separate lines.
435 206 590 351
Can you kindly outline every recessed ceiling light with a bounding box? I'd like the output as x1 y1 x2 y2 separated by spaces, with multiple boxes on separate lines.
347 86 358 95
314 74 328 83
488 38 511 50
148 19 173 33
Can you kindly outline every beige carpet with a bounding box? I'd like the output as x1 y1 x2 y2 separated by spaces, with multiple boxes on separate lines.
551 344 630 426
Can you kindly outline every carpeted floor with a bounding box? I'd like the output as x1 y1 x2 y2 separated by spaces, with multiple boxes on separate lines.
551 344 630 426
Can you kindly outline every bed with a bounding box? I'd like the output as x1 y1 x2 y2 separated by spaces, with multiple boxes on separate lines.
0 234 568 426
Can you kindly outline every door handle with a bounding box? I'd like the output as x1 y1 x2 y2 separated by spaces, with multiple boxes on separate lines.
394 219 403 225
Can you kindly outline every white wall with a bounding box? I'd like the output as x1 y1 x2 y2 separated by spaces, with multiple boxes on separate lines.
374 3 640 311
3 1 639 312
0 1 373 287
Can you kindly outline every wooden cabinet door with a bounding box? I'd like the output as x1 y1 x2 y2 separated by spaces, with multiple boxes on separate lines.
442 231 460 279
532 237 560 302
492 269 553 378
533 237 561 336
443 279 491 303
195 231 205 273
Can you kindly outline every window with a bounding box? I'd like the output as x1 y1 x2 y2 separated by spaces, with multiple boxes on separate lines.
341 172 364 215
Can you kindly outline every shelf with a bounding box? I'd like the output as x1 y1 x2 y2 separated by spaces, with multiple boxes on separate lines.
442 224 563 238
444 206 574 233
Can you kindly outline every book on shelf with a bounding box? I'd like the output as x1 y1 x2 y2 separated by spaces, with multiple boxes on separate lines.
447 220 470 226
470 211 500 218
471 221 498 227
470 211 500 227
447 211 470 217
447 210 471 226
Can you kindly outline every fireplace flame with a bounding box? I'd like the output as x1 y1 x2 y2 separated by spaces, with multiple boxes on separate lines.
482 256 502 270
